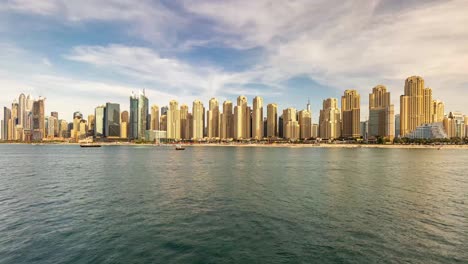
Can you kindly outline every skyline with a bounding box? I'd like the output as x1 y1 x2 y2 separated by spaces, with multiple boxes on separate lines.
1 0 468 121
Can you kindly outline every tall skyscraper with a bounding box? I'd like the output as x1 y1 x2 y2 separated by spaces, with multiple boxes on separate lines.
267 103 278 138
395 114 401 137
104 103 121 138
464 116 468 138
298 110 312 139
234 95 249 140
432 100 445 123
95 106 105 137
283 108 299 140
252 96 263 140
180 104 189 140
47 116 56 139
207 98 220 138
129 93 139 139
319 98 341 139
167 100 181 140
150 105 160 131
400 76 433 136
32 97 45 141
341 90 361 138
2 107 11 140
369 85 395 141
221 100 234 139
87 114 95 134
11 101 18 140
121 110 129 139
192 100 204 140
18 93 26 128
138 92 149 140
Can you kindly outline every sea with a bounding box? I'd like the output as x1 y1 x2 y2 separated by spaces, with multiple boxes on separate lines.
0 145 467 263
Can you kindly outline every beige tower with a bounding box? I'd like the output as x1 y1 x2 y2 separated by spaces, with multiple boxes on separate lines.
464 116 468 138
221 100 233 139
167 100 181 140
252 96 264 140
192 100 204 140
432 100 445 123
267 103 278 137
151 105 160 131
319 98 341 139
341 90 361 138
180 104 189 139
234 96 249 139
298 110 312 139
369 85 395 141
283 108 299 140
400 76 433 136
207 98 220 138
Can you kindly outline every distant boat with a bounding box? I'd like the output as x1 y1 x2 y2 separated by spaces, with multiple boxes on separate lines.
175 144 185 150
80 143 101 148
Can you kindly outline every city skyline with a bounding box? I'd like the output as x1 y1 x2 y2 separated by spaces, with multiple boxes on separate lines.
2 75 467 142
1 1 468 122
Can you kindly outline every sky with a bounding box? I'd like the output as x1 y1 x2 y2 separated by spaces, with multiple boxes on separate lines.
1 0 467 122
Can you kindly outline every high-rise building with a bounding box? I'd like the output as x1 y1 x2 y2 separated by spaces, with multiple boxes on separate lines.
464 116 468 138
267 103 278 138
160 115 167 132
87 114 95 135
2 107 11 140
395 114 401 137
129 93 139 139
400 76 433 136
59 119 69 138
252 96 263 140
150 105 160 131
432 100 445 123
368 85 395 141
32 97 45 141
104 103 120 138
95 106 105 137
221 100 234 139
341 90 360 138
121 111 129 139
47 116 56 139
138 92 149 140
51 112 59 137
311 124 319 138
443 113 457 138
167 100 181 140
180 104 189 140
278 115 284 138
72 111 83 141
360 120 369 140
234 95 250 139
319 98 341 139
207 98 220 138
283 108 299 140
18 93 26 128
192 100 204 140
298 110 311 139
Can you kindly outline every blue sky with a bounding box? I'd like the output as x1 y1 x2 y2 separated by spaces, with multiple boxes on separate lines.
1 0 467 122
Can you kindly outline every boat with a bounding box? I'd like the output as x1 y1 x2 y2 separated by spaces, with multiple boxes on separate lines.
80 143 102 148
175 144 185 150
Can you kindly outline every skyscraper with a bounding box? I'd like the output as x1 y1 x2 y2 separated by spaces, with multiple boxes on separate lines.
319 98 341 139
464 116 468 138
267 103 278 138
298 110 312 139
192 100 204 140
121 110 129 139
395 114 401 137
167 100 181 140
138 92 149 140
234 95 249 140
252 96 264 140
432 100 445 123
369 85 395 141
341 90 361 138
150 105 160 131
2 107 11 140
129 93 139 139
32 97 45 141
207 98 220 138
47 116 56 139
283 108 299 140
400 76 433 136
180 104 189 140
221 100 234 139
95 106 105 137
18 93 25 128
104 103 121 138
51 112 59 137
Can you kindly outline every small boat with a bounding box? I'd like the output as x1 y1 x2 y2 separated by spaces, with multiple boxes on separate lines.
80 143 101 148
175 144 185 150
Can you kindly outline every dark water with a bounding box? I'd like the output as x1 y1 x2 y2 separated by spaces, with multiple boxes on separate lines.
0 145 467 264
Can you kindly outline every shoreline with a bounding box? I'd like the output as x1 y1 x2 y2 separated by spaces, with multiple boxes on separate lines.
1 142 467 149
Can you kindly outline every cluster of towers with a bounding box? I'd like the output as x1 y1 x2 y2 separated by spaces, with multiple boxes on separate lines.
1 76 467 142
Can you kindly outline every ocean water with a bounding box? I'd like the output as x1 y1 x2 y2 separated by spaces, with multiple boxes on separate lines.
0 145 467 263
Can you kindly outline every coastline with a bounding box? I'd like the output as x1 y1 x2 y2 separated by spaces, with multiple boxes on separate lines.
1 142 468 149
